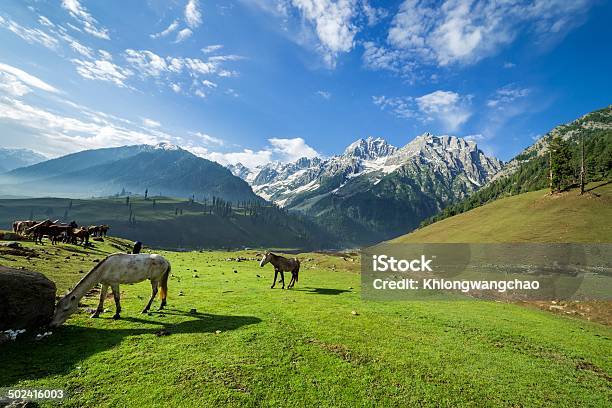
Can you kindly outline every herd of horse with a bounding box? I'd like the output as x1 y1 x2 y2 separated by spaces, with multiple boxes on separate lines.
12 219 110 246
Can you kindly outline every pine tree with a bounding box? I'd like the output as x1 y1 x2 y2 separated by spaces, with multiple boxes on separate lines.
549 135 573 193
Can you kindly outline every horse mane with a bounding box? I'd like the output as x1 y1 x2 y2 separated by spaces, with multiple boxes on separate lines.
67 252 123 293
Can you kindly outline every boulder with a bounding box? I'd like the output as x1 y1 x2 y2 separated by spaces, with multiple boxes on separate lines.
0 266 56 330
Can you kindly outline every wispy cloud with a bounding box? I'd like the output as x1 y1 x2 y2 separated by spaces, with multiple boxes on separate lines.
122 49 241 96
487 84 530 108
316 90 331 99
191 131 223 146
0 63 59 93
185 0 203 28
365 0 595 75
200 137 320 169
150 20 179 39
373 90 472 132
175 28 193 43
0 15 59 50
71 58 133 87
142 118 161 128
202 44 223 54
61 0 110 39
415 90 472 131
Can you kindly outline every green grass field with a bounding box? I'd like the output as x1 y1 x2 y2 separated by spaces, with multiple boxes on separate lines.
1 235 611 407
394 182 612 243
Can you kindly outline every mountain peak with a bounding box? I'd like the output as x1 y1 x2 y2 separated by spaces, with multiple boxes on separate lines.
343 136 397 160
154 142 182 151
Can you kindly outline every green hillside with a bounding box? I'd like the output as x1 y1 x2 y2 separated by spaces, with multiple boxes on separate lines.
0 195 338 250
394 182 612 243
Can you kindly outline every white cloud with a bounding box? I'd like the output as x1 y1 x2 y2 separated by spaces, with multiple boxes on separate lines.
366 0 595 74
291 0 359 67
175 28 193 43
99 50 113 60
170 83 181 93
361 0 388 26
415 90 472 131
122 49 242 96
0 72 32 97
373 90 472 132
150 20 179 39
362 41 415 76
142 118 161 128
205 149 273 169
124 49 168 77
0 96 166 156
0 63 59 93
316 90 331 99
486 85 531 108
201 137 320 169
202 44 223 53
0 15 60 50
192 131 223 146
71 58 133 87
503 61 516 68
269 137 318 160
372 95 414 119
201 80 217 88
61 0 110 40
185 0 203 28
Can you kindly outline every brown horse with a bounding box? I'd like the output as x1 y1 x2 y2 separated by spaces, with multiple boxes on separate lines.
72 227 90 245
260 252 300 289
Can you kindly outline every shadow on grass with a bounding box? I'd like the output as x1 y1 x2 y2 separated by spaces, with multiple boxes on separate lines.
586 180 611 193
295 287 351 295
0 311 261 386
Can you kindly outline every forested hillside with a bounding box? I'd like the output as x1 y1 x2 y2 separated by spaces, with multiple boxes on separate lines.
420 106 612 227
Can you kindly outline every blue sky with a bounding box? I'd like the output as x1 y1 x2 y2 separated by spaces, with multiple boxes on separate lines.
0 0 610 168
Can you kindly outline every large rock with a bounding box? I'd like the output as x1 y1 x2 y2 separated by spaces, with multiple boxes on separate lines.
0 266 56 330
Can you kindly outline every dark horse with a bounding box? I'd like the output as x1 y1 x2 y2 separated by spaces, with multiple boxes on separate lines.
260 252 300 289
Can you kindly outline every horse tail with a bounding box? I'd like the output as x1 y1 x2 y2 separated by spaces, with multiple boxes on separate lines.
294 259 300 282
159 262 170 301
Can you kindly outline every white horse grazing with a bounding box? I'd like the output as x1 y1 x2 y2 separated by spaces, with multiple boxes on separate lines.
50 253 171 327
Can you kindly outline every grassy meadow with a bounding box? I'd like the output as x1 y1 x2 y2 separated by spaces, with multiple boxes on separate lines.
1 235 611 407
395 182 612 244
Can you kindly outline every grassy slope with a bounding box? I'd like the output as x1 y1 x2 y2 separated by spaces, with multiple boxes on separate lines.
0 196 332 250
394 182 612 243
1 237 611 407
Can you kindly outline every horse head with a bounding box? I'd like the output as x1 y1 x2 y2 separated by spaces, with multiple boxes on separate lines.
49 292 79 327
260 251 272 267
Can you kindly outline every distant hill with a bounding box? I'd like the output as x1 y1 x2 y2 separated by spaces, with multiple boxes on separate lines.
0 195 339 250
421 105 612 227
0 143 261 203
0 148 46 173
393 182 612 243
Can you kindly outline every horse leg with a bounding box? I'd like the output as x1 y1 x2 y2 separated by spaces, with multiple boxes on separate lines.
280 270 285 289
142 280 159 313
288 272 295 289
91 284 108 318
271 269 278 289
110 283 121 319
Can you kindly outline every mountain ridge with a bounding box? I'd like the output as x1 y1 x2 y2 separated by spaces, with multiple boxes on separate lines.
0 143 261 202
228 133 503 244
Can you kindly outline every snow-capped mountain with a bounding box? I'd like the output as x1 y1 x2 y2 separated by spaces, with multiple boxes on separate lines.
227 133 503 244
